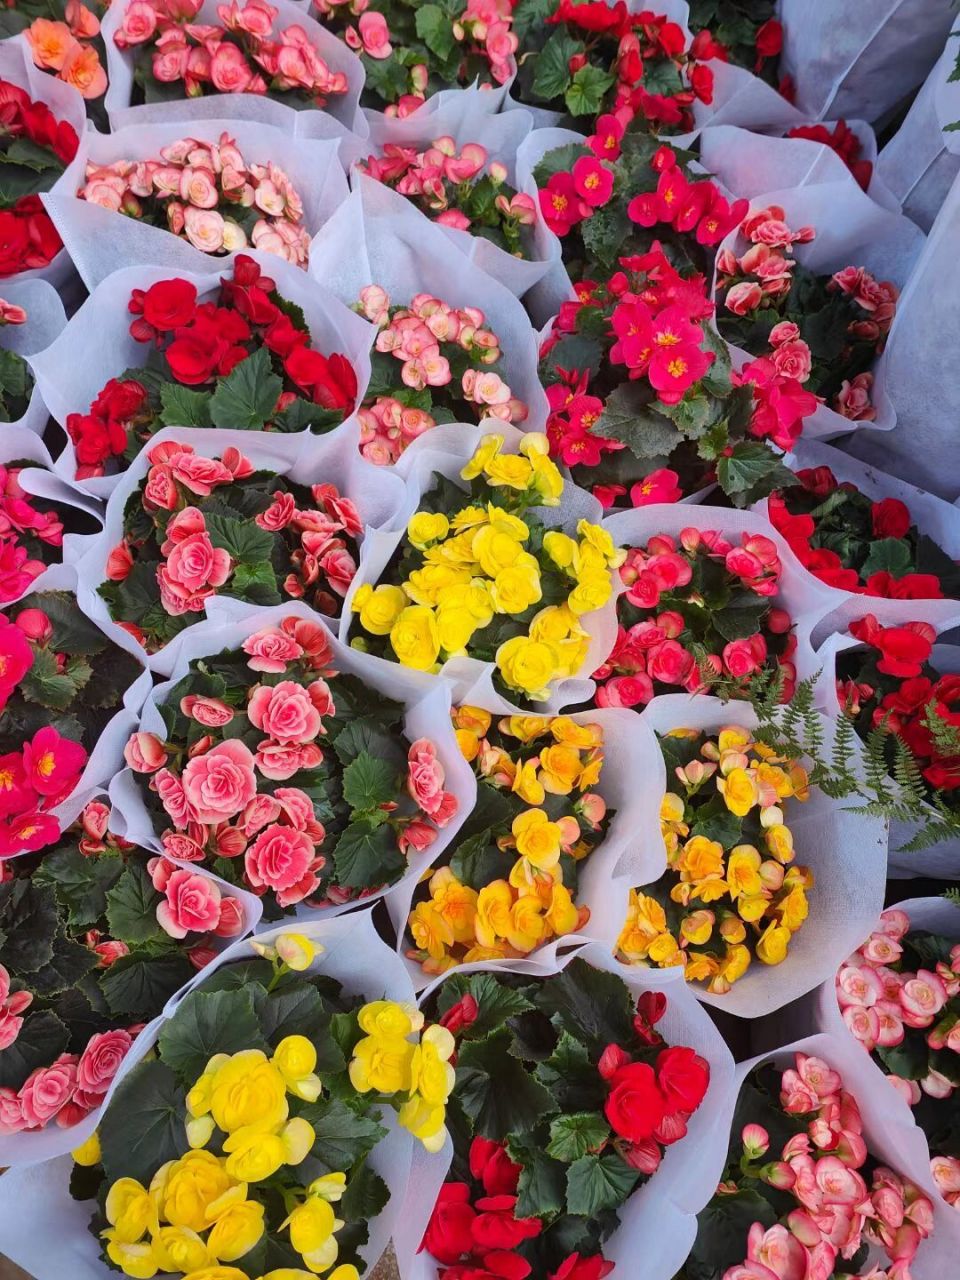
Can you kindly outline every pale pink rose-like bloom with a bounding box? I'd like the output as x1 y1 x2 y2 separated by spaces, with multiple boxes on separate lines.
181 694 234 727
157 868 222 938
19 1054 78 1130
181 739 257 825
746 1222 807 1280
248 680 322 744
161 831 205 862
835 372 876 422
771 339 812 383
180 165 219 209
725 280 763 315
113 0 157 46
769 321 800 347
214 895 245 937
899 969 948 1023
155 767 194 830
837 963 883 1008
153 35 190 83
183 206 226 254
242 793 283 835
879 908 911 939
920 1068 954 1099
242 626 303 672
797 1053 842 1098
159 531 232 614
255 739 323 781
0 1087 24 1133
244 822 320 904
398 818 438 856
358 10 391 57
93 940 129 968
210 39 255 93
0 963 32 1050
124 731 168 773
76 1029 133 1100
862 932 903 965
931 1155 960 1196
407 738 447 816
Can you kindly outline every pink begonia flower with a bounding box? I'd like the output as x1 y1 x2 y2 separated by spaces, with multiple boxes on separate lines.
157 868 223 938
180 738 257 824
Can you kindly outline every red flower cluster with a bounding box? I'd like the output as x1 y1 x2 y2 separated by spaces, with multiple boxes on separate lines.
602 1039 710 1169
0 79 80 277
625 145 748 247
787 119 873 191
0 465 64 604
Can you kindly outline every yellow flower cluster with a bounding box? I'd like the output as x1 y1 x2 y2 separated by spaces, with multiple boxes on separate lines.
348 1000 455 1154
408 707 607 973
350 433 624 700
618 726 814 995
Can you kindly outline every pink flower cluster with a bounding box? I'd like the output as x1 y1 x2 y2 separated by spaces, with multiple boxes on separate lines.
355 286 527 464
78 131 310 265
115 0 349 106
0 1026 134 1135
147 856 245 940
0 465 63 604
0 963 31 1051
724 1052 936 1280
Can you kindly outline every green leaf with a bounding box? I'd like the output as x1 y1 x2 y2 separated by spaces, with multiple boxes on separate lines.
535 1031 605 1114
712 602 769 643
209 348 282 431
456 1029 556 1140
0 880 58 974
159 381 212 428
546 1111 611 1162
415 4 455 59
531 956 634 1051
580 200 633 269
341 751 399 814
6 138 60 171
273 396 344 435
541 333 603 380
205 511 275 565
332 819 405 889
508 1133 567 1218
101 952 194 1018
684 1189 778 1279
435 972 534 1041
30 933 98 996
565 63 615 116
565 1151 638 1216
228 560 281 606
296 1097 388 1174
159 989 266 1082
333 716 406 772
259 986 344 1074
0 1010 69 1090
595 383 680 461
513 0 556 40
449 831 504 890
532 142 592 186
17 644 81 712
716 442 797 508
861 537 915 581
531 30 582 102
340 1161 390 1220
105 862 164 946
877 1036 928 1081
99 1059 188 1186
33 847 123 931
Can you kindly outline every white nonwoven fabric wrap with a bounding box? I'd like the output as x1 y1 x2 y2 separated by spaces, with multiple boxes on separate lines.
0 789 262 1167
307 175 550 434
0 36 87 295
758 438 960 644
0 909 447 1279
812 896 960 1227
339 421 618 714
877 23 960 233
1 562 153 834
712 179 925 442
814 635 960 880
29 250 376 501
409 939 736 1280
635 693 887 1019
108 597 478 921
602 502 836 693
776 0 957 124
383 704 667 991
360 95 562 300
1 276 66 437
74 423 407 674
101 0 367 135
42 117 349 290
841 171 960 501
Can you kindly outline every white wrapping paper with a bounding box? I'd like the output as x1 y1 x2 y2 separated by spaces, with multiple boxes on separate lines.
109 598 478 923
29 251 376 500
42 118 349 290
101 0 367 135
340 422 617 714
360 94 561 299
74 423 407 672
842 170 960 500
812 895 960 1228
0 909 446 1278
758 438 960 644
409 938 736 1280
0 276 66 437
307 175 550 434
384 704 667 990
713 179 925 442
877 22 960 232
634 693 888 1019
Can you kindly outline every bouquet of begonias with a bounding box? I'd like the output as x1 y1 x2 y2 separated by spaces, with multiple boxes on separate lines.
311 0 517 115
124 612 460 918
404 705 613 974
64 257 357 479
511 0 714 133
716 205 899 427
0 299 34 423
0 75 79 277
358 137 538 258
592 523 799 711
98 439 365 653
540 243 804 511
419 956 712 1278
0 589 144 857
833 905 960 1211
679 1046 939 1280
684 0 784 90
67 927 456 1278
619 725 812 995
348 431 623 706
354 286 527 465
19 6 109 110
77 130 313 265
0 797 251 1142
112 0 351 108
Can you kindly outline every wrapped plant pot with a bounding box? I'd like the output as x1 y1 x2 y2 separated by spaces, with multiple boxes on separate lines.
77 426 405 669
412 941 736 1280
387 700 665 987
0 277 66 437
0 793 260 1166
111 600 475 922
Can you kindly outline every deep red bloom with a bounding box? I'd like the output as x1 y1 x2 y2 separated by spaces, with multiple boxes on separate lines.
656 1045 710 1115
604 1060 665 1142
421 1183 475 1265
870 497 911 540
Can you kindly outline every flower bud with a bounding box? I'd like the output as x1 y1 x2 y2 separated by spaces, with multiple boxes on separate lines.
276 933 318 971
741 1123 769 1158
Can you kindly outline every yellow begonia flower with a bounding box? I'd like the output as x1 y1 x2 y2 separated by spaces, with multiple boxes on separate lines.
105 1177 154 1244
358 1000 421 1039
328 1268 362 1280
512 808 562 870
151 1225 209 1274
161 1150 237 1229
507 896 547 952
501 713 551 742
680 909 715 946
737 894 771 924
409 899 454 960
284 1196 336 1257
397 1095 448 1152
475 880 513 947
577 518 624 565
72 1131 101 1167
519 432 550 458
718 726 752 754
353 584 408 636
258 1272 320 1280
546 882 580 936
491 562 543 615
678 835 725 883
765 824 795 864
648 931 683 967
390 605 441 671
528 604 575 645
496 635 559 699
472 523 522 578
436 607 479 655
205 1053 289 1135
455 727 481 761
349 1036 414 1095
410 1031 456 1110
275 935 316 973
543 531 577 569
528 452 564 504
777 884 809 932
105 1240 160 1280
222 1128 286 1183
690 876 730 905
307 1173 347 1203
407 511 450 548
406 563 471 607
180 1269 249 1280
461 433 504 480
429 867 479 943
454 704 492 733
727 845 763 898
567 573 612 617
718 767 760 817
485 453 533 490
719 914 747 944
551 717 602 749
511 756 545 805
206 1200 265 1262
272 1036 319 1095
756 921 792 966
538 744 582 795
660 792 687 824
